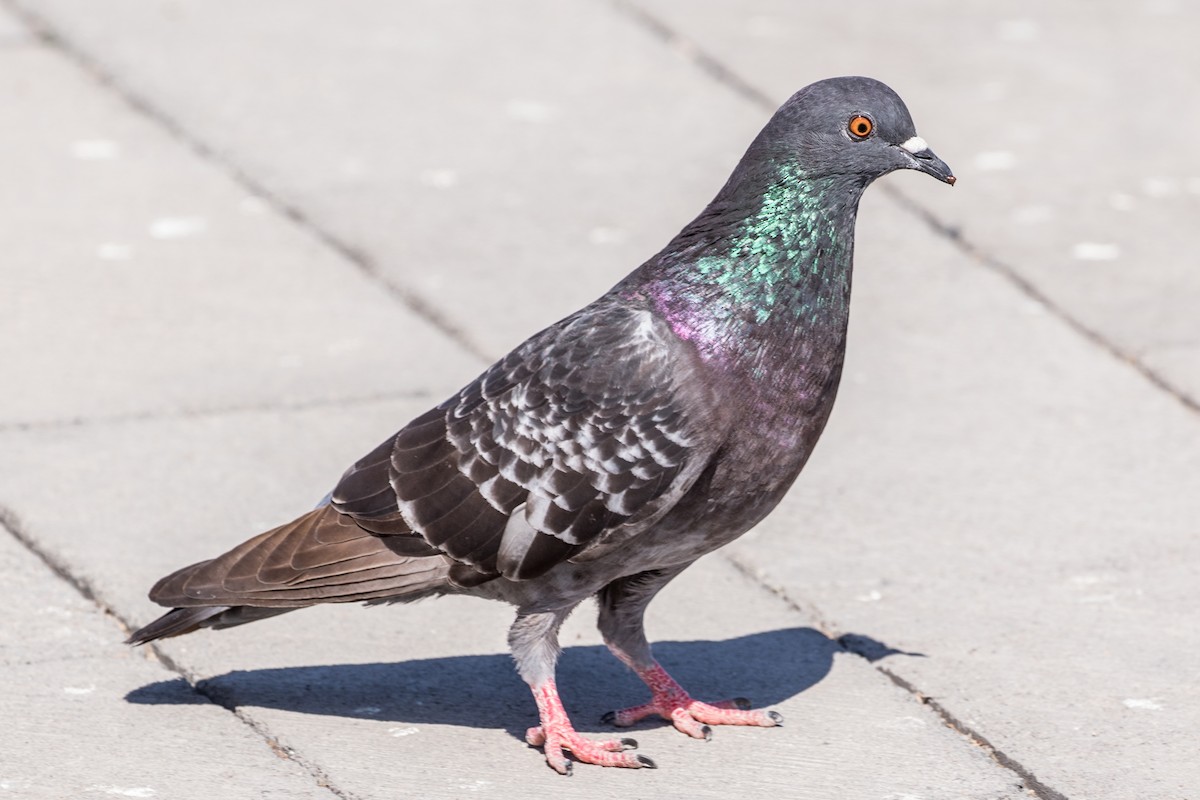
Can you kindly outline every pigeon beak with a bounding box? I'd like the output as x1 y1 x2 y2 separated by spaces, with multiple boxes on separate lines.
900 136 956 185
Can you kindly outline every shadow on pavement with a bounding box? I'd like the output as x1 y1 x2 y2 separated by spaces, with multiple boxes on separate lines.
127 627 901 739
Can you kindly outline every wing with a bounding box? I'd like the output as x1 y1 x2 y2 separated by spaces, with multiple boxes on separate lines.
332 298 727 582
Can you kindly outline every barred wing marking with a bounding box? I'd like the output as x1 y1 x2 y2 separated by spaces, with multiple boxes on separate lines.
332 301 724 581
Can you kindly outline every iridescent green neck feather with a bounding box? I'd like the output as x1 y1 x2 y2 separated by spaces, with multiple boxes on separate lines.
630 161 868 379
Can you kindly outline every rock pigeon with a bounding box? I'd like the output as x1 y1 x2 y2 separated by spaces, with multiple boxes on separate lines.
129 76 954 774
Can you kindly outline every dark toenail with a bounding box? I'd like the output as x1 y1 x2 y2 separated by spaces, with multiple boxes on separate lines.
637 755 657 769
701 725 713 742
733 697 751 709
600 711 616 725
768 710 784 725
620 737 638 750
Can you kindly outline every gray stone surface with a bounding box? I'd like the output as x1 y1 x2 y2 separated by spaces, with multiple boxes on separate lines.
0 43 478 427
9 0 765 357
2 1 1197 798
0 527 331 800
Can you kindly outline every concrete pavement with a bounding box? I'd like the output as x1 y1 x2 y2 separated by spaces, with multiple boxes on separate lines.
2 2 1196 798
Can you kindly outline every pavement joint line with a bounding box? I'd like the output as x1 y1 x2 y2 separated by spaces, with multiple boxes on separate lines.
882 183 1200 416
607 0 777 110
2 0 493 368
0 503 359 800
609 0 1200 420
0 504 126 631
0 388 435 435
872 665 1069 800
722 550 1068 800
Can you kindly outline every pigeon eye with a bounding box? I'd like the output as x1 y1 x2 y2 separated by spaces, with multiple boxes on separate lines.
848 115 874 139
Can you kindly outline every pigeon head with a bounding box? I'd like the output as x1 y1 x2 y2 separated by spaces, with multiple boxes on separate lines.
756 76 955 187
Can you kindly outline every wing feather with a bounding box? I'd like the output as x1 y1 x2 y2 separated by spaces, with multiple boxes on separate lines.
328 298 727 581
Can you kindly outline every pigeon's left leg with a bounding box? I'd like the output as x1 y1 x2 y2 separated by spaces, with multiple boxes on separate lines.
509 608 655 774
597 567 783 739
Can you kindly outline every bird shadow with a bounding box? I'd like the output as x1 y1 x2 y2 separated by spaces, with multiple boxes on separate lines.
126 627 910 741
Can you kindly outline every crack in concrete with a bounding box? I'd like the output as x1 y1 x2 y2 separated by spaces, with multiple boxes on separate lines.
2 0 492 368
0 504 360 800
0 388 434 435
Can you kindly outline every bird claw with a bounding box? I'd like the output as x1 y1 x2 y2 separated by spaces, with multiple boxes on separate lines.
604 694 783 738
526 725 654 773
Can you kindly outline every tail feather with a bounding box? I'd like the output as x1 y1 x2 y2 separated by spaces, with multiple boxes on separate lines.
126 605 230 645
129 504 454 646
127 605 297 645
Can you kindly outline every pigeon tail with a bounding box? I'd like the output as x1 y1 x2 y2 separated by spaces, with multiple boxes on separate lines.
128 505 456 645
126 605 232 645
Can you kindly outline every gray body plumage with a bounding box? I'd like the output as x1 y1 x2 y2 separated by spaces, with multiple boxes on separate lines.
130 76 954 772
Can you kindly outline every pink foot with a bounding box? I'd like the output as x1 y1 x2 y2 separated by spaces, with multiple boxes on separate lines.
528 680 657 774
602 663 783 740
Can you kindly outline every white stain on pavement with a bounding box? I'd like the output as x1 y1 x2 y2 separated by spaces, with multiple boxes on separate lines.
974 151 1017 171
388 727 419 737
996 19 1039 42
71 139 120 160
148 217 207 240
420 169 458 189
1123 698 1163 710
96 243 134 261
1072 242 1120 261
87 787 155 798
505 100 556 123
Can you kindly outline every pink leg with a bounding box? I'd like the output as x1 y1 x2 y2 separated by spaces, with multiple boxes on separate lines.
525 679 656 775
603 661 783 739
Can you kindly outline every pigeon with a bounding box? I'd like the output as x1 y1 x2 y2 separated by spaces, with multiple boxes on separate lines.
129 76 954 774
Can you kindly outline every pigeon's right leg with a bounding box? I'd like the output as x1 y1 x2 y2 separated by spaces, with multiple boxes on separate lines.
509 609 655 774
597 567 783 738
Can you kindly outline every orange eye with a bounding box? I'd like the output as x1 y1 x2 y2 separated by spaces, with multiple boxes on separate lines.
848 115 874 139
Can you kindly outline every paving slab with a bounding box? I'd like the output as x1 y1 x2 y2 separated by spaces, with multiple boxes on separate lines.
4 2 1196 799
0 41 478 427
629 0 1200 405
0 524 333 799
9 0 767 357
0 402 1026 799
